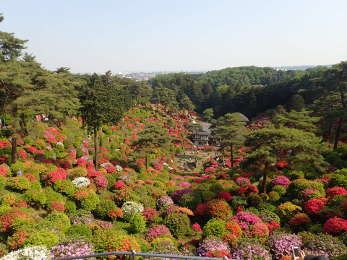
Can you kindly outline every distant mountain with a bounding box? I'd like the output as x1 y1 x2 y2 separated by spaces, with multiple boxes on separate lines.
116 65 332 80
273 65 331 71
116 71 205 81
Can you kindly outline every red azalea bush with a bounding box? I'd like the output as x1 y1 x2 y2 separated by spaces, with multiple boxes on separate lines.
326 187 347 198
94 175 108 189
323 217 347 235
192 223 202 232
250 222 269 238
195 203 208 216
288 213 311 225
0 164 10 176
217 191 233 201
304 198 327 214
142 208 159 221
46 168 68 183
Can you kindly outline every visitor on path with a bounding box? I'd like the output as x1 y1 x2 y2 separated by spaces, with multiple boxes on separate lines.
295 250 329 260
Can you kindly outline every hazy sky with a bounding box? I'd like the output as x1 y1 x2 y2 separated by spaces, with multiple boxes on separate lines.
1 0 347 73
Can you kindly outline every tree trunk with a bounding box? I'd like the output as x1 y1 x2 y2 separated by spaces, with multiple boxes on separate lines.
10 136 17 164
93 127 98 169
20 115 28 135
327 121 333 143
261 162 269 194
230 144 234 168
333 117 343 150
261 171 267 194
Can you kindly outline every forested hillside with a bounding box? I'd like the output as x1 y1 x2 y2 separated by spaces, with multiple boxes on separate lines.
1 13 347 260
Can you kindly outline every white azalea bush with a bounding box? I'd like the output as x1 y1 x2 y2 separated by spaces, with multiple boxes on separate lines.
121 201 144 220
0 246 51 260
115 165 123 172
72 177 90 188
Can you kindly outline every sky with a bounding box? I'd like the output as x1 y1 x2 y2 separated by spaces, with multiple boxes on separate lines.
1 0 347 73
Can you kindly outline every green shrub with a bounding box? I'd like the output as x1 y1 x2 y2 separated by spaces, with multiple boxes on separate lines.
178 192 202 209
339 232 347 246
150 237 180 254
231 196 248 209
308 223 323 234
329 174 347 189
45 212 71 232
24 188 47 207
286 170 305 179
24 229 60 247
67 167 88 178
164 213 191 238
92 229 140 252
66 224 92 239
94 199 117 220
203 218 226 238
6 176 31 191
287 179 325 200
258 202 277 212
259 210 280 223
44 187 65 205
53 179 76 197
65 200 77 215
272 185 286 196
129 213 146 233
268 191 280 202
247 193 263 207
80 192 100 211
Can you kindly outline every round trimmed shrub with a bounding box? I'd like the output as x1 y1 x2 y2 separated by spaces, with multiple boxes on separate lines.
324 217 347 235
53 179 76 197
94 199 117 220
145 225 172 241
65 200 77 215
80 192 100 211
150 237 180 255
203 218 227 238
179 192 202 209
66 224 92 239
206 199 232 220
164 213 191 238
247 193 263 207
303 233 347 258
6 177 31 192
121 201 144 220
51 238 94 259
45 212 71 232
197 238 231 257
157 196 174 209
268 233 302 259
272 185 286 196
24 229 60 247
233 241 271 260
129 213 146 233
92 229 140 252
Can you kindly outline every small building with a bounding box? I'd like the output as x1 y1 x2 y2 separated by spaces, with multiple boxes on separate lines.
189 121 212 146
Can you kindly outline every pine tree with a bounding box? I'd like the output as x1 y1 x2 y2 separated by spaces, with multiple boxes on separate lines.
79 73 131 167
273 109 320 134
287 94 305 111
244 127 327 193
213 112 248 167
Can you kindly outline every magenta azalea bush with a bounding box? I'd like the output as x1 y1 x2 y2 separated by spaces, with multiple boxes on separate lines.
232 241 271 260
51 239 94 259
272 176 291 187
146 225 172 241
196 238 231 257
268 233 303 259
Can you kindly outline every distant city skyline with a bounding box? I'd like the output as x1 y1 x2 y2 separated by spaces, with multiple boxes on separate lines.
1 0 346 73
